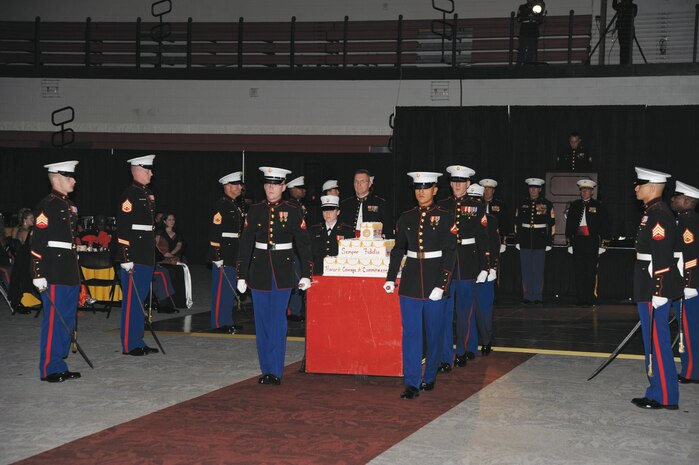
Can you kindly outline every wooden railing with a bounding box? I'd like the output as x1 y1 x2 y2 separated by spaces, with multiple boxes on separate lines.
0 15 593 70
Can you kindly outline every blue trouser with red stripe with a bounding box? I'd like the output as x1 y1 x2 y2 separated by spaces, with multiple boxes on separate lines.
637 301 679 406
251 280 292 378
520 248 545 301
401 296 447 388
39 284 79 378
120 264 154 353
152 265 174 303
474 280 495 346
211 265 237 328
441 279 477 363
673 296 699 381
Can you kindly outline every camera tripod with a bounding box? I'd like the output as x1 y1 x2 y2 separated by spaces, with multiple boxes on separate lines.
586 11 647 65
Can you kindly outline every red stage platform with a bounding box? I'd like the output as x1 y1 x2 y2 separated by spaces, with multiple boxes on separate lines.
305 276 403 377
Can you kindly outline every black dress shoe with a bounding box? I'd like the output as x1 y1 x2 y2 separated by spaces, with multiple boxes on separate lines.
64 371 81 380
482 343 492 356
258 374 281 385
521 299 532 305
287 314 304 322
533 300 543 305
437 362 452 373
678 374 699 384
419 381 435 391
631 397 678 410
123 346 159 356
41 372 67 383
454 355 468 367
466 351 476 360
400 386 420 400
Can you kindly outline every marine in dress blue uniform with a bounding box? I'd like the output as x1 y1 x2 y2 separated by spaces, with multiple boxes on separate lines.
116 155 159 356
480 178 510 252
564 180 612 306
556 132 592 172
209 171 244 333
631 167 683 410
469 183 500 356
385 172 457 400
31 161 82 382
670 180 699 384
437 166 490 371
236 167 313 385
339 169 393 238
515 178 555 304
309 195 355 274
286 176 307 321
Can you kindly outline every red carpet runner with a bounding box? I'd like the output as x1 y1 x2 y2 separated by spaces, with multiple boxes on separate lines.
16 352 532 465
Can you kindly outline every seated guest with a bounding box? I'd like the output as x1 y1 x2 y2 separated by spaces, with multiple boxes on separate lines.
310 195 354 274
11 208 34 246
155 213 193 309
0 213 11 294
8 208 36 314
155 212 184 264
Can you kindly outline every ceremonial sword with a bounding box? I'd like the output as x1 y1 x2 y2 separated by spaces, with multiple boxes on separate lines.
587 315 677 381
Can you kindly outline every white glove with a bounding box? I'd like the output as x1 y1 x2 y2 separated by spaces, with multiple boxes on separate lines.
487 269 497 282
120 262 134 272
499 243 506 254
545 246 552 252
685 288 699 300
515 244 521 251
428 287 444 301
651 295 668 308
237 279 247 293
33 278 48 291
476 270 488 283
567 246 573 255
598 247 606 255
213 260 224 268
384 281 395 293
298 277 312 291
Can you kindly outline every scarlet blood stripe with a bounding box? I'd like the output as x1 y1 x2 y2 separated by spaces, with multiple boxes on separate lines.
651 304 669 406
465 302 474 351
124 275 133 352
42 285 56 377
215 269 223 326
684 302 694 379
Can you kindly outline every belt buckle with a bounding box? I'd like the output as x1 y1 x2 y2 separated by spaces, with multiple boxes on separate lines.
268 243 276 250
416 251 425 259
72 244 77 250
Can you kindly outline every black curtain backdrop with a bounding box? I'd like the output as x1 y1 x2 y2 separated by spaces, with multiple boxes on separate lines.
0 148 395 264
394 105 699 237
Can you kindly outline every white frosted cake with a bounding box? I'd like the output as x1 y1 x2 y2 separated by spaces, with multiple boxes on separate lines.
323 222 401 277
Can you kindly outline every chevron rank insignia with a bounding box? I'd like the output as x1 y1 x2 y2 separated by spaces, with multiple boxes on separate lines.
121 199 133 213
684 228 695 244
213 212 222 225
652 223 665 240
36 212 49 229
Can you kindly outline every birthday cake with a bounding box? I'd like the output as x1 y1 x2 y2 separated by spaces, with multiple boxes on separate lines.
323 223 401 277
